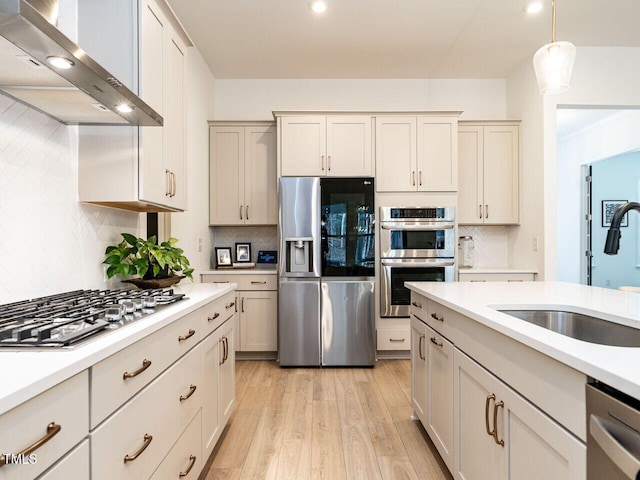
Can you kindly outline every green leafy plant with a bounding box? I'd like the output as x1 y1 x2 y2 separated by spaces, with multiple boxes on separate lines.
104 233 194 281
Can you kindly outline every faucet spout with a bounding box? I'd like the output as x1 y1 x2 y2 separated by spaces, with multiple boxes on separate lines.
604 201 640 255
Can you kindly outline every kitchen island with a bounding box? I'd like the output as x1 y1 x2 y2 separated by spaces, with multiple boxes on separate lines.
406 280 640 480
0 283 237 480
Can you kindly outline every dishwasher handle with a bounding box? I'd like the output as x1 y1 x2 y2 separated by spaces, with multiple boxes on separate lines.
590 414 640 480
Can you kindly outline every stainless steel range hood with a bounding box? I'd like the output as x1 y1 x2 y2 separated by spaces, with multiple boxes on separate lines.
0 0 162 126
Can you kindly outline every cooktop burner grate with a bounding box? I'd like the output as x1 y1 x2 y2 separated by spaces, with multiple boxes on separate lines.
0 288 185 348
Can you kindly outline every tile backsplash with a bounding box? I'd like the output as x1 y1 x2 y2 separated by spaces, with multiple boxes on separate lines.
210 226 277 267
458 226 509 266
0 97 141 303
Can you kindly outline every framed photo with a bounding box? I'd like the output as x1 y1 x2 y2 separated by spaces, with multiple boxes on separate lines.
235 242 252 263
602 200 628 227
215 247 232 267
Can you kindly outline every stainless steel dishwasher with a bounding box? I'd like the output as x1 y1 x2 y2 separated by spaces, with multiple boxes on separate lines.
587 382 640 479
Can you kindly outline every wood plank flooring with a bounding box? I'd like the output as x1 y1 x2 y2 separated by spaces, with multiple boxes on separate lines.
204 360 452 480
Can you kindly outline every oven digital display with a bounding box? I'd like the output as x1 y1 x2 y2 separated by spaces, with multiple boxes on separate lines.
390 230 445 250
389 208 444 219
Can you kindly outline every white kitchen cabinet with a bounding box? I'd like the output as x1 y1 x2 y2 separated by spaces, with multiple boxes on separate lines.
411 315 428 422
458 123 520 225
375 115 459 192
217 318 236 428
279 115 373 177
377 326 411 351
151 411 201 480
202 273 278 354
37 440 90 480
209 123 277 225
78 0 190 212
454 350 585 480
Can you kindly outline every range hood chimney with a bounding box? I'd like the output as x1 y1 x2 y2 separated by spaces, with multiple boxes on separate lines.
0 0 162 126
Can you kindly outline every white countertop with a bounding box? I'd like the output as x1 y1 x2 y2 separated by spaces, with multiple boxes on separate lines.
458 267 537 274
201 267 277 275
0 283 236 415
406 281 640 399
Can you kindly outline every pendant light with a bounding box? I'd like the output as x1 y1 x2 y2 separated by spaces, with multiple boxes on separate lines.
532 0 576 95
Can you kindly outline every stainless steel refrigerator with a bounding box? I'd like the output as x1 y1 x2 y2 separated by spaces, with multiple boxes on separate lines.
278 177 375 367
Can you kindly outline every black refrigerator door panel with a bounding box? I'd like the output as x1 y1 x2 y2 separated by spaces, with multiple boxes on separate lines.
321 177 375 277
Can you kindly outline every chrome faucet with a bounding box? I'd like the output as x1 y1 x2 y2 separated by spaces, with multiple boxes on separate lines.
604 201 640 254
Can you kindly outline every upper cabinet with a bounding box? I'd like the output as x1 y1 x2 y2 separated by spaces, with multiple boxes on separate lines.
375 115 459 192
458 122 520 225
77 0 190 212
278 115 373 177
210 123 277 226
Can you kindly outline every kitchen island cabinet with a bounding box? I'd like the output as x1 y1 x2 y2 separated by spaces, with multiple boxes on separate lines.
209 123 277 225
0 284 235 480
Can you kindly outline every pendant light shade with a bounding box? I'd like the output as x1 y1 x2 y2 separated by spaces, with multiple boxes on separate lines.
533 41 576 94
533 0 576 95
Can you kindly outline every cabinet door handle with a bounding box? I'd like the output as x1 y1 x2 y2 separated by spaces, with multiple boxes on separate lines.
225 301 235 310
208 312 220 322
240 205 243 220
123 359 152 379
412 171 416 186
493 401 505 446
321 155 325 171
418 335 425 360
485 394 496 437
251 281 267 285
0 422 61 468
328 155 331 171
178 329 196 342
430 312 444 322
430 336 443 348
485 204 489 219
179 385 197 402
419 171 423 186
170 171 176 197
124 434 153 463
225 337 230 361
179 455 197 478
219 336 226 365
165 169 171 196
411 301 422 308
241 297 245 313
479 204 483 219
246 205 249 220
389 338 405 342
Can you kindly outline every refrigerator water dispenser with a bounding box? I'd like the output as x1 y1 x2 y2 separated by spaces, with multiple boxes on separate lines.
286 238 313 273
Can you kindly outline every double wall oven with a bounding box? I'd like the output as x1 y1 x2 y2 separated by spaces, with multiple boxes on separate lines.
380 207 455 317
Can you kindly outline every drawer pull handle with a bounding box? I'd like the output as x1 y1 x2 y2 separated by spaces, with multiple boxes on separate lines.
179 455 197 477
0 422 61 468
124 434 153 463
430 337 443 348
493 401 505 446
225 301 235 309
251 281 267 284
470 280 486 283
208 312 220 322
180 385 197 402
430 313 444 322
178 329 196 342
123 359 152 380
389 338 405 342
485 394 496 437
507 279 524 282
411 301 422 308
213 281 230 284
418 335 425 360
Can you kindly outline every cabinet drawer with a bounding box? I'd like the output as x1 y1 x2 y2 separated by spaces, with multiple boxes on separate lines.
91 308 201 428
91 345 202 480
458 272 535 282
0 372 88 480
202 274 277 290
409 292 428 320
377 327 411 350
150 411 202 480
37 439 89 480
201 291 236 335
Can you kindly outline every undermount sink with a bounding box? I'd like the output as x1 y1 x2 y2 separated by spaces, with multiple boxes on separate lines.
498 309 640 347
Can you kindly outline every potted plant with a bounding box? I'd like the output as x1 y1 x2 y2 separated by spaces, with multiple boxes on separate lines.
104 233 194 288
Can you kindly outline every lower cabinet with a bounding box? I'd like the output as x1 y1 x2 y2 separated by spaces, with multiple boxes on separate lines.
454 350 586 480
150 411 202 480
37 440 90 480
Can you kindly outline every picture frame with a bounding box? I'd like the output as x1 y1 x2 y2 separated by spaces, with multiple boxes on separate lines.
602 200 628 227
215 247 232 268
235 242 252 263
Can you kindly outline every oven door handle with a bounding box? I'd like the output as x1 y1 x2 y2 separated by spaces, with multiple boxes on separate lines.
381 223 454 231
381 259 455 268
589 414 640 480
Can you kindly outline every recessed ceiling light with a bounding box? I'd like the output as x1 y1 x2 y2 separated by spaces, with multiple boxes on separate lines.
525 1 544 14
310 1 327 14
116 104 134 113
46 56 74 69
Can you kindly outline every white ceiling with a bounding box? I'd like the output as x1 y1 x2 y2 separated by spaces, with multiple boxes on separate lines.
166 0 640 79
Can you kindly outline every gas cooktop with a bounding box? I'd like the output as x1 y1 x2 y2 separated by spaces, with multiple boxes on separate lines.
0 288 186 348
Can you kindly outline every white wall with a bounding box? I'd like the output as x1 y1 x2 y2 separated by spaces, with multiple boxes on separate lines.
213 79 507 120
168 48 216 280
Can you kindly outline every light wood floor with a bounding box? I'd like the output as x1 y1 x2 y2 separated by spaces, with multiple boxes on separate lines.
203 359 452 480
